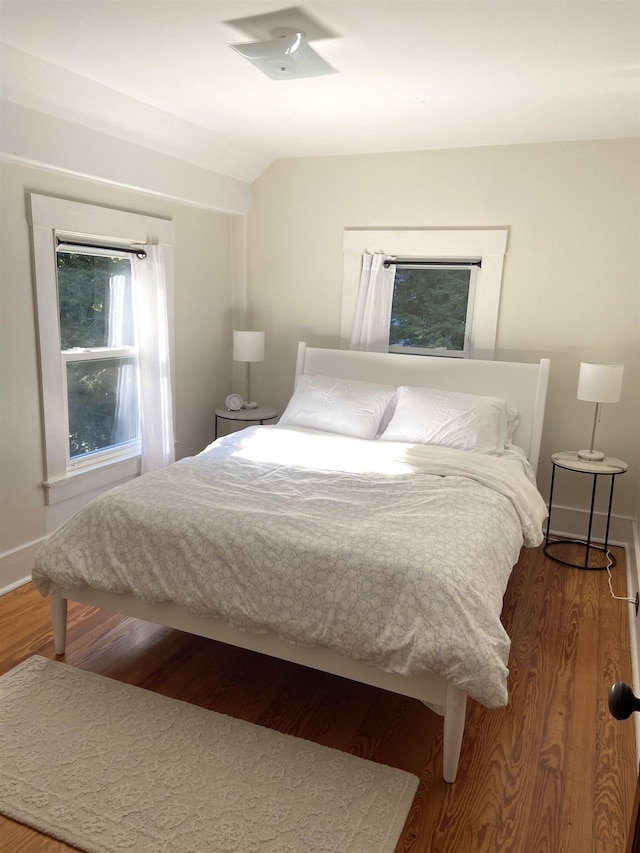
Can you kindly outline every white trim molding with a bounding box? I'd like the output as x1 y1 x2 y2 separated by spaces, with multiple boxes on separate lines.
545 504 635 552
0 538 47 595
341 228 508 358
29 193 175 505
2 100 254 214
44 455 142 506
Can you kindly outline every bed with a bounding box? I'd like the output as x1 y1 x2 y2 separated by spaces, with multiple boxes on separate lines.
33 342 550 783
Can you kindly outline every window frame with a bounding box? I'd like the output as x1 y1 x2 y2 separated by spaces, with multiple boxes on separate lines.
387 262 479 358
341 229 508 359
62 348 140 471
57 244 141 470
29 193 174 506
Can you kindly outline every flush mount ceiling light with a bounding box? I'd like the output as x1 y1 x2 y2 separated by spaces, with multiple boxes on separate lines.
229 30 338 80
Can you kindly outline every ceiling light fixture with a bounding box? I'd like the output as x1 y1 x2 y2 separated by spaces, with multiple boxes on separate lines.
229 30 338 80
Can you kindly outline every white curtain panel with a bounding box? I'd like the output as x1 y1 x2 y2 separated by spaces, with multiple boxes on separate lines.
350 253 395 352
132 246 175 472
108 274 136 446
111 360 138 447
107 274 127 347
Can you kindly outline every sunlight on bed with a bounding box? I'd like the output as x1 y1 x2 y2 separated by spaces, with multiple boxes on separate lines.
212 426 419 475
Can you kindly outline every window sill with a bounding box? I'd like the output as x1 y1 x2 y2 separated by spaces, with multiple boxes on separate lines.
43 453 141 506
387 345 467 358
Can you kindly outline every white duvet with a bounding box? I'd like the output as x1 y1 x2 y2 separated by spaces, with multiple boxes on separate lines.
33 426 548 708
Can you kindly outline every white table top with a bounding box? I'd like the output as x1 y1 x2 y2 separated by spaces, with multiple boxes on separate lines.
215 405 278 421
551 450 628 475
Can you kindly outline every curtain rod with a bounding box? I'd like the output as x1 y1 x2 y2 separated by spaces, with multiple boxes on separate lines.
56 238 147 259
383 257 481 268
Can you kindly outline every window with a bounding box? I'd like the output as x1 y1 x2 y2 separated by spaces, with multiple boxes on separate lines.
388 263 478 358
29 194 175 505
57 248 140 467
341 229 508 359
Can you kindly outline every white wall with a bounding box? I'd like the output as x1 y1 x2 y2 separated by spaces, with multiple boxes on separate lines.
247 139 640 529
1 100 254 214
2 137 638 593
0 160 238 586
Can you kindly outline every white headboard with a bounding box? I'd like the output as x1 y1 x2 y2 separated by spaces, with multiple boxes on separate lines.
295 343 550 472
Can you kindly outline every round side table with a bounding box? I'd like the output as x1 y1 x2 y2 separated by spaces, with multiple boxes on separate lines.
214 405 278 439
544 451 628 570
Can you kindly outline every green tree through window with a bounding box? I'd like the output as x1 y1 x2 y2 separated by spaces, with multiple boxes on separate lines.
389 267 472 353
57 252 138 459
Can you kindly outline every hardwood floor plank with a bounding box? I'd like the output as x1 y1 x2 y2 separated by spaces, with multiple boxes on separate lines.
593 566 636 853
535 567 598 851
0 817 79 853
0 545 637 853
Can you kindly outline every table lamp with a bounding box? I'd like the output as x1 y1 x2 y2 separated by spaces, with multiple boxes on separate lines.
233 330 265 410
576 361 624 461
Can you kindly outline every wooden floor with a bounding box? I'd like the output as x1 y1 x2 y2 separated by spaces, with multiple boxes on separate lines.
0 544 637 852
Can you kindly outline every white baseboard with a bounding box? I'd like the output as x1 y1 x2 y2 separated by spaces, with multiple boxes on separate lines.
546 504 634 551
0 538 46 595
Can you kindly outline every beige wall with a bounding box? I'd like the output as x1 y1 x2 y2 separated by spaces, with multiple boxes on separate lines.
247 139 640 523
2 138 638 584
0 161 236 556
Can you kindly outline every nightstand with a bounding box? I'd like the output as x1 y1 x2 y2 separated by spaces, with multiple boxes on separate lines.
214 405 278 439
544 451 628 570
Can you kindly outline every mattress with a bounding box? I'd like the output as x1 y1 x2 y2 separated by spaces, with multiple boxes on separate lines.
33 425 548 708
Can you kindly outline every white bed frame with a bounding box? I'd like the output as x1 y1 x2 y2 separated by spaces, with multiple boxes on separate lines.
49 343 550 783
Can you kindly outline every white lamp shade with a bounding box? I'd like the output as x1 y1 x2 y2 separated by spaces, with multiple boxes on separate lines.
577 362 624 403
233 330 265 363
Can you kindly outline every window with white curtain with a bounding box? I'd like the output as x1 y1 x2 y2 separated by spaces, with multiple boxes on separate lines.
341 229 508 359
29 194 175 505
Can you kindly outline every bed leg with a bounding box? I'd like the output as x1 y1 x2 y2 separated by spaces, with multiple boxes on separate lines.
442 682 467 783
51 590 68 655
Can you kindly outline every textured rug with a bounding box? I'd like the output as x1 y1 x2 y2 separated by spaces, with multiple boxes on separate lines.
0 656 418 853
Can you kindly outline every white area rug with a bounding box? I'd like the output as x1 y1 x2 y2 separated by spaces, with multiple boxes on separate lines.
0 656 418 853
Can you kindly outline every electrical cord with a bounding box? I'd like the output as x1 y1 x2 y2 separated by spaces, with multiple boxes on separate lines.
548 535 636 606
604 552 637 607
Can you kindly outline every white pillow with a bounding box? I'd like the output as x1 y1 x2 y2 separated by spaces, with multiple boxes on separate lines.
279 374 396 440
505 404 520 446
379 385 512 454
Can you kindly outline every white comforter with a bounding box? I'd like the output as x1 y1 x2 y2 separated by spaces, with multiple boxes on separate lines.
33 426 548 708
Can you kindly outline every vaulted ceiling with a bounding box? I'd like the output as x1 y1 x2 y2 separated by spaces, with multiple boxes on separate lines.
1 1 639 183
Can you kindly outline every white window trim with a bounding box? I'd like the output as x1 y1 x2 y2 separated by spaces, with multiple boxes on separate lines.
28 193 175 505
341 228 508 359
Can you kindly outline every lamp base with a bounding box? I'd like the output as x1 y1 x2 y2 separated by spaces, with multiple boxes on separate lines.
243 401 258 410
578 448 605 462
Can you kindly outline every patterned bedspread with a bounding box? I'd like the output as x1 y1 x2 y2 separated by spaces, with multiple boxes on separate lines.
33 426 548 707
